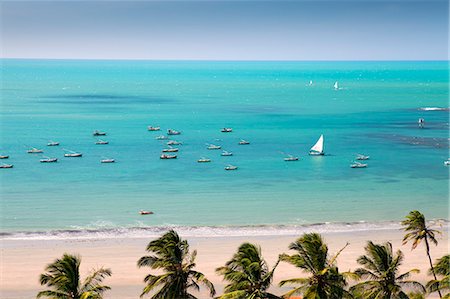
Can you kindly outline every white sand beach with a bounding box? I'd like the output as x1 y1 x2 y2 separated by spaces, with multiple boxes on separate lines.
1 228 447 299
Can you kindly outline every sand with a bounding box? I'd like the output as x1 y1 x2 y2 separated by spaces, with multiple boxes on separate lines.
1 228 448 298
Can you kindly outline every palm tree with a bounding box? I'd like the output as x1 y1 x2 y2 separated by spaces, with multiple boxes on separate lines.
426 255 449 298
401 210 442 298
37 253 111 299
137 230 215 298
350 241 425 298
215 242 280 299
279 233 350 299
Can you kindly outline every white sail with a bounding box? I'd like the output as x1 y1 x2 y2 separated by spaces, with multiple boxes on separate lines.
334 81 339 90
309 80 313 86
310 134 324 155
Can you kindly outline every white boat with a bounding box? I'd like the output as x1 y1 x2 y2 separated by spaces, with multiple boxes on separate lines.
221 128 233 133
356 154 370 160
63 149 82 157
93 130 107 136
162 147 178 152
207 144 221 150
309 80 313 86
156 135 169 140
0 155 9 159
309 135 324 155
167 129 181 135
225 164 238 170
284 155 299 161
27 147 43 154
160 154 177 159
221 151 233 156
40 157 58 163
47 141 60 146
197 157 211 163
334 81 339 90
101 158 115 163
350 162 368 168
147 126 161 131
0 163 13 168
238 139 250 145
140 210 154 215
95 140 109 145
167 140 182 145
444 159 450 166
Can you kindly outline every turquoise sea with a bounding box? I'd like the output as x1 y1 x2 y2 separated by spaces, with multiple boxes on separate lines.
0 60 448 239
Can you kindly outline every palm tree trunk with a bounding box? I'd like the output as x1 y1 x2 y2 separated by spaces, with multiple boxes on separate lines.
425 237 442 298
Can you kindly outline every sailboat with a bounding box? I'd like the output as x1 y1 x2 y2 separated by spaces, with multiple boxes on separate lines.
334 81 339 90
309 80 313 86
309 135 324 156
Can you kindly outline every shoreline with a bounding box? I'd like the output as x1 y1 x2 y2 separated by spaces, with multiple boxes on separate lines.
1 227 447 299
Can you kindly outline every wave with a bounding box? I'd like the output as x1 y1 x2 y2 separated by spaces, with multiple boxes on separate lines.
1 220 447 241
418 107 449 111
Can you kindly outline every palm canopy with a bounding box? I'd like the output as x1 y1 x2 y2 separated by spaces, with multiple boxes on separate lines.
350 241 425 298
137 229 215 299
37 253 111 299
279 233 350 299
216 242 280 299
401 210 440 249
427 255 450 298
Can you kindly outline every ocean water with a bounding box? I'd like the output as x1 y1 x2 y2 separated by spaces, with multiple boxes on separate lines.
0 60 448 239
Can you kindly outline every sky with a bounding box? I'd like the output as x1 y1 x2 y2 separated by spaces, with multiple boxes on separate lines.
1 0 448 60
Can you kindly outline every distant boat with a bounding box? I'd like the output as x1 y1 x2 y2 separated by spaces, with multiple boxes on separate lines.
167 140 182 145
27 147 43 154
350 161 368 168
162 147 179 152
238 139 250 145
63 149 82 157
284 155 299 161
167 129 181 135
309 135 324 156
160 154 177 159
40 157 58 163
418 118 425 128
147 126 161 131
334 81 339 90
93 130 107 136
47 141 60 146
95 140 109 145
225 164 238 170
309 80 313 86
356 154 370 160
207 144 221 150
139 210 154 215
0 155 9 159
156 135 169 140
221 128 233 133
221 150 233 156
0 163 13 168
197 157 211 163
101 158 115 163
444 159 450 166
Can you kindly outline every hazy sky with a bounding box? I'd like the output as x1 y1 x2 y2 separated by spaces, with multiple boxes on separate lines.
1 0 448 60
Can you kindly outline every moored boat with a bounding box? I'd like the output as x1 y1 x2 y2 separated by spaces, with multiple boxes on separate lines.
284 155 299 161
160 154 177 159
95 140 109 145
101 158 115 163
167 129 181 135
197 157 211 163
47 141 60 146
207 144 221 150
167 140 182 145
309 135 324 156
162 147 179 152
238 139 250 145
444 159 450 166
156 135 169 140
0 155 9 159
93 130 107 136
40 157 58 163
140 210 154 215
221 128 233 132
147 126 161 131
221 150 233 156
27 147 43 154
225 164 238 170
63 149 82 157
356 154 370 160
0 163 13 168
350 162 368 168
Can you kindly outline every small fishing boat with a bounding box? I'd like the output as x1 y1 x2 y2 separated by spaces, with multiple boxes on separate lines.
95 140 109 145
444 159 450 166
197 157 211 163
356 154 370 160
101 158 115 163
309 135 324 156
162 147 179 152
40 157 58 163
160 154 177 159
63 149 82 157
221 128 233 133
221 151 233 156
225 164 238 170
147 126 161 131
0 163 13 168
27 147 43 154
140 210 154 215
47 141 60 146
167 129 181 135
284 155 299 161
207 144 222 150
0 155 9 159
167 140 182 145
350 162 368 168
156 135 169 140
93 130 107 136
238 139 250 145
